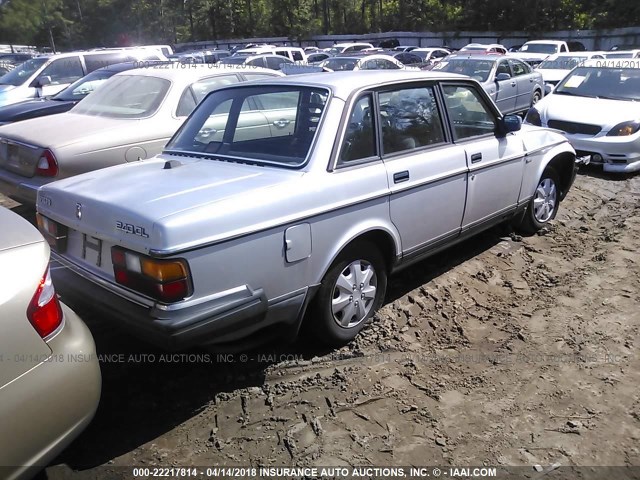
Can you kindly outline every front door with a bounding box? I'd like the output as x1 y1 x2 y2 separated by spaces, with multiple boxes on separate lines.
441 83 525 231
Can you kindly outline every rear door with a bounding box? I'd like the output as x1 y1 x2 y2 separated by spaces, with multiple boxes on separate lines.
441 83 525 231
377 84 468 254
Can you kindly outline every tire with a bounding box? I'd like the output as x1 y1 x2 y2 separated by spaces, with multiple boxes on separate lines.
531 90 541 107
518 166 561 233
309 242 387 346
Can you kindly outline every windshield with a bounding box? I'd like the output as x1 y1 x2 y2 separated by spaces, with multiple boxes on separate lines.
520 43 559 54
538 56 588 70
434 59 494 82
0 57 48 86
166 85 329 167
321 58 359 71
555 66 640 100
53 70 117 101
72 74 171 118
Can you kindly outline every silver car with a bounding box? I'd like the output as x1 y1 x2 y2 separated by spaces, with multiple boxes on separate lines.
36 71 576 349
433 54 544 114
0 65 283 205
0 207 101 480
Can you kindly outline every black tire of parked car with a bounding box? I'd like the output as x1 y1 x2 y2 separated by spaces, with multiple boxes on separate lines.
518 166 561 233
309 242 387 346
531 90 541 107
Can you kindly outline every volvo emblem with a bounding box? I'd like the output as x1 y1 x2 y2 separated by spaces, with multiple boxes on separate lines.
76 203 83 220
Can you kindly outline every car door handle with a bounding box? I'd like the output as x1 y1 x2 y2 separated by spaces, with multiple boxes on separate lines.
470 153 483 163
393 171 410 183
272 119 291 128
511 82 516 87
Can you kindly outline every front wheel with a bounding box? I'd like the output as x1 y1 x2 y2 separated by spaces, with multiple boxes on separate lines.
518 167 560 233
531 90 541 107
309 242 387 346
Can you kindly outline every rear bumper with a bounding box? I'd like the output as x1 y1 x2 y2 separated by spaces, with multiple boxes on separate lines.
51 253 308 350
0 304 101 480
0 168 51 205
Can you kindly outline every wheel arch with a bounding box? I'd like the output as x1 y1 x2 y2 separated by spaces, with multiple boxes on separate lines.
543 150 576 200
315 225 400 288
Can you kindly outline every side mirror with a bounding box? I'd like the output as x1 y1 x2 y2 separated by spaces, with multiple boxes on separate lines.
33 75 52 88
544 83 553 95
501 114 522 134
496 72 511 81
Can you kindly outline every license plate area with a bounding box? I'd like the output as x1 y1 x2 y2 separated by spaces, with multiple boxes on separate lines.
66 229 114 277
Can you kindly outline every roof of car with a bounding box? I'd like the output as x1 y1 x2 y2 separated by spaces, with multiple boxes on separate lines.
226 70 468 99
117 64 280 80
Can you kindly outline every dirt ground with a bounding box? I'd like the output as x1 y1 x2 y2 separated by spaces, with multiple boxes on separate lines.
3 166 639 478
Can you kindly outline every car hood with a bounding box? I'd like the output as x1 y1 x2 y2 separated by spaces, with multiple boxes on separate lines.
0 85 16 93
38 154 307 254
537 94 640 130
0 98 75 123
0 112 146 149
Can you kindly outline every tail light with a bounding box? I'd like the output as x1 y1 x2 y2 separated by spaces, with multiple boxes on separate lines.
111 247 192 303
36 149 58 177
36 214 68 252
27 267 63 338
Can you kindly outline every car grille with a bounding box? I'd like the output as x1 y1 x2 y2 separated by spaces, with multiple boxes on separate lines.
547 120 601 135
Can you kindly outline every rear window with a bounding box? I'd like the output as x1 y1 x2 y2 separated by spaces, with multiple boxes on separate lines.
72 74 171 118
166 86 329 167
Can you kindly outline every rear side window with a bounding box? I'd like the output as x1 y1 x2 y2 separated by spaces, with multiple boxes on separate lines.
339 94 376 165
40 57 84 85
292 51 304 61
378 85 445 155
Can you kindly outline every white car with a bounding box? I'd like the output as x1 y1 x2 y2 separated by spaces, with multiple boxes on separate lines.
459 43 508 55
324 42 374 55
536 51 605 91
525 59 640 173
0 65 283 205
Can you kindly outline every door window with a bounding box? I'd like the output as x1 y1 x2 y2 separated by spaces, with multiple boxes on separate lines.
496 61 511 77
442 85 496 140
378 86 445 155
40 57 84 85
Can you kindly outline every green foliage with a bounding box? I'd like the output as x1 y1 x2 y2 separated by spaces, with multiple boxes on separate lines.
0 0 639 48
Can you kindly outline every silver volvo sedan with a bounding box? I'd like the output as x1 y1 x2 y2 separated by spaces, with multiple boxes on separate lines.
36 71 577 349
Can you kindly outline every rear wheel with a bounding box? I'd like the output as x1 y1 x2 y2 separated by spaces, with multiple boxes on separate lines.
309 242 387 346
518 167 560 233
